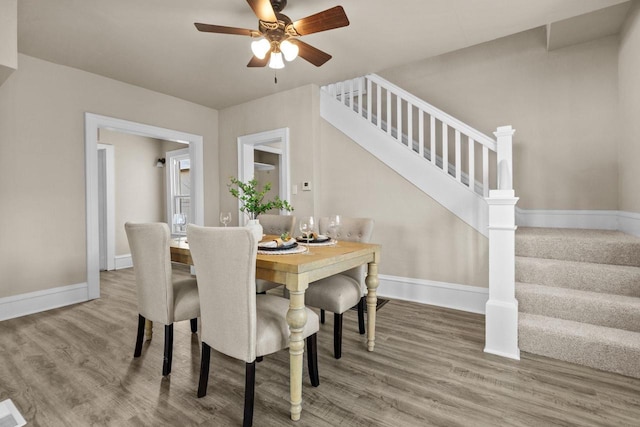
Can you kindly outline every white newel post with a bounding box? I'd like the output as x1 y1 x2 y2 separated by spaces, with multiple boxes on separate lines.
485 125 520 360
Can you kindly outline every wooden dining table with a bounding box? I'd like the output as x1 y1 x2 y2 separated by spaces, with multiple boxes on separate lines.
166 236 381 422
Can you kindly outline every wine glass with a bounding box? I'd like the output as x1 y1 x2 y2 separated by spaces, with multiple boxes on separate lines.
219 211 231 227
173 213 187 243
328 214 341 245
299 216 315 254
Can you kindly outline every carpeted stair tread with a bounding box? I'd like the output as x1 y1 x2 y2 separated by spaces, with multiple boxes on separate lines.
516 256 640 297
519 313 640 379
516 227 640 267
516 282 640 332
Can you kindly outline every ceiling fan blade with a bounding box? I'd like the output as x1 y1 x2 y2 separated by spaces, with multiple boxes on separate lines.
247 55 269 67
290 39 332 67
246 0 277 22
291 6 349 36
194 23 254 36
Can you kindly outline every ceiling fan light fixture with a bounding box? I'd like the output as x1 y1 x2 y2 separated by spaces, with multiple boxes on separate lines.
280 39 299 61
268 51 285 69
251 37 271 59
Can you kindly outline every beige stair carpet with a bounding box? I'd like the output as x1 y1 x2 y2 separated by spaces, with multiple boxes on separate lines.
516 227 640 379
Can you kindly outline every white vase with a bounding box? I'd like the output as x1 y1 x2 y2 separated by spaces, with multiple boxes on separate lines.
246 219 263 243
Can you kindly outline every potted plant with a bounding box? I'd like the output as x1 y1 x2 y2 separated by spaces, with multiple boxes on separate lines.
228 177 294 239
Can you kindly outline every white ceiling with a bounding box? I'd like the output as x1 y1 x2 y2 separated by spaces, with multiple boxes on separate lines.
17 0 629 110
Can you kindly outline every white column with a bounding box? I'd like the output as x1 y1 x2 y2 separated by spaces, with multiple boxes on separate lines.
485 189 520 360
494 125 515 190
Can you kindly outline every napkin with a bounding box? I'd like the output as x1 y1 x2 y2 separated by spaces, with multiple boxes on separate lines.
298 233 328 241
259 238 296 248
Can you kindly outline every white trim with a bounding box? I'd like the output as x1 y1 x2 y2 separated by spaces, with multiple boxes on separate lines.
516 207 640 236
0 283 88 321
619 211 640 237
114 254 133 270
165 147 190 235
376 274 488 314
97 143 115 271
85 113 204 300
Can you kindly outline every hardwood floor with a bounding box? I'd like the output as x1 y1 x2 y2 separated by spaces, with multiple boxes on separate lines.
1 265 640 426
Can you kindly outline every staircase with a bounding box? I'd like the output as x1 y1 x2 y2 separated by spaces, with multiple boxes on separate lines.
322 74 520 359
516 227 640 378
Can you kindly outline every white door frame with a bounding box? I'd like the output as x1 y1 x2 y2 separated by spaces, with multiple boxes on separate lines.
237 128 291 225
97 143 115 271
85 113 204 299
165 147 190 235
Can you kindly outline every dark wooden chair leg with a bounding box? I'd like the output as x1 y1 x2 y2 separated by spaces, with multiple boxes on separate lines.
320 309 325 324
256 356 263 363
334 313 343 359
190 318 198 333
162 324 173 376
243 361 256 427
306 334 320 387
134 314 145 357
358 297 366 335
197 342 211 398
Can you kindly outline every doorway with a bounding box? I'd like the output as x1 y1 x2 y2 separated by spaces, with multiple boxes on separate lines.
85 113 204 299
237 128 291 225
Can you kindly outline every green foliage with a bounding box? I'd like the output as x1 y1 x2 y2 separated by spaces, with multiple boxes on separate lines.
228 177 294 219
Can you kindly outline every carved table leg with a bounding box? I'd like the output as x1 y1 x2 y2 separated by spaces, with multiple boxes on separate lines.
286 276 308 421
365 260 379 352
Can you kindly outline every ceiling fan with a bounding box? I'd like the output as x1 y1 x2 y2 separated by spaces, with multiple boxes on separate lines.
194 0 350 69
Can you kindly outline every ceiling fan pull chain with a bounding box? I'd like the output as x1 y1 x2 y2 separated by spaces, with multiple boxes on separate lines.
274 71 278 84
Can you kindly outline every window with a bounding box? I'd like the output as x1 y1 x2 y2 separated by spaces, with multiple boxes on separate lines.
166 148 190 236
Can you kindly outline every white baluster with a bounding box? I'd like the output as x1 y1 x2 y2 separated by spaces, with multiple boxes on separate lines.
407 104 413 150
367 79 372 123
349 79 354 110
376 85 382 129
358 77 363 116
455 130 461 182
386 91 392 135
340 81 346 106
430 116 436 165
468 137 475 192
418 110 424 158
483 145 489 197
397 96 402 143
442 122 448 173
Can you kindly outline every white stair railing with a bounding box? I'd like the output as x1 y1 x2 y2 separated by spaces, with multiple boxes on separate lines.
321 74 520 360
323 74 501 197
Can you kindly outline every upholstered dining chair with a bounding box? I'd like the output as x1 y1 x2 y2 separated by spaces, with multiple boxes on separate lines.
186 225 319 427
255 214 296 294
303 217 374 359
125 222 200 376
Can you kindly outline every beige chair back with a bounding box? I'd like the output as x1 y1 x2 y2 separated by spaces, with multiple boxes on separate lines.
258 214 296 236
187 225 258 362
319 217 374 289
125 222 174 324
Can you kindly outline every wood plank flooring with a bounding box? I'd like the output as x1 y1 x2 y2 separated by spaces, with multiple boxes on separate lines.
1 265 640 426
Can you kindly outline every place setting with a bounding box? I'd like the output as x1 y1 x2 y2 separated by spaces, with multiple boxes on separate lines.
257 232 307 255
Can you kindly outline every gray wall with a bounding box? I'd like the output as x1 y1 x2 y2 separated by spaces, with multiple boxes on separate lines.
379 27 620 211
0 54 218 299
99 129 184 256
619 2 640 213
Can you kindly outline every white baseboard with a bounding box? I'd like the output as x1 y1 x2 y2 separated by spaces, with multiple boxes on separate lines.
516 208 640 237
618 211 640 237
114 254 133 270
377 274 488 314
0 283 89 321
